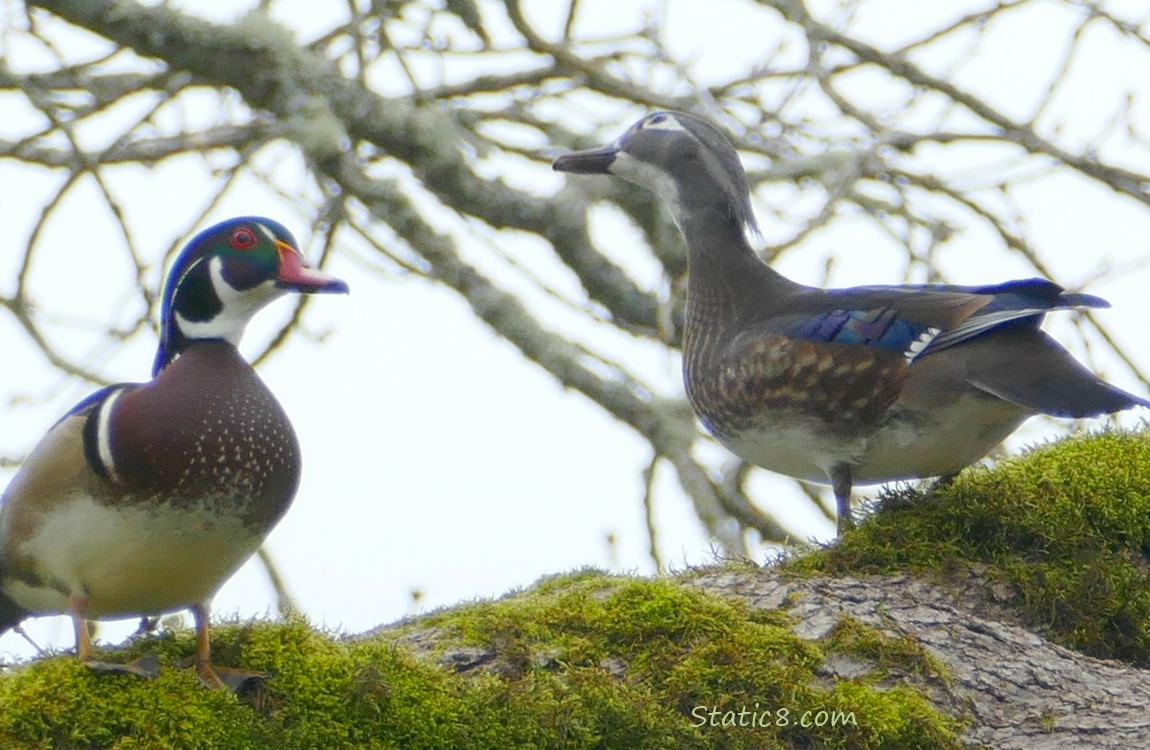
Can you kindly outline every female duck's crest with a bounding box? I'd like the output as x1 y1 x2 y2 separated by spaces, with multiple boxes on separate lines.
153 216 348 375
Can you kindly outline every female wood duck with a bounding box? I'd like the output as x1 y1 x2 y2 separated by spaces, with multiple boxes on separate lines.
0 217 347 688
553 111 1150 531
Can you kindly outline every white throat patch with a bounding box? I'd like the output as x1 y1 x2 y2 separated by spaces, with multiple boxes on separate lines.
174 256 282 345
610 150 685 230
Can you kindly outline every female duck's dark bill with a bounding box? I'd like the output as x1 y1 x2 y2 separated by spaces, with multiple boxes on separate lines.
552 145 619 175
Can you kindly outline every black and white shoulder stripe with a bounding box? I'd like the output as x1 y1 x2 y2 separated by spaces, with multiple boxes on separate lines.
72 384 134 483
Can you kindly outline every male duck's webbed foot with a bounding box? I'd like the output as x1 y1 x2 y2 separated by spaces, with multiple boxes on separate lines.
70 595 161 678
196 664 268 693
188 603 267 693
84 653 162 679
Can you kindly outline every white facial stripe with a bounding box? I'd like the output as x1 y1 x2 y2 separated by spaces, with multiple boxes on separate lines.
255 223 277 243
96 387 126 483
642 114 688 133
175 255 281 345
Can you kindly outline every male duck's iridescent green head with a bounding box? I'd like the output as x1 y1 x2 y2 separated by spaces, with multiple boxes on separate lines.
154 216 349 375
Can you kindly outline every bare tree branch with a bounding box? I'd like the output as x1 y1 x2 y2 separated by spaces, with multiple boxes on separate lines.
9 0 1150 559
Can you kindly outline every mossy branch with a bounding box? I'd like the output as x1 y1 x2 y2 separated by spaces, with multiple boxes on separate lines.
6 432 1150 747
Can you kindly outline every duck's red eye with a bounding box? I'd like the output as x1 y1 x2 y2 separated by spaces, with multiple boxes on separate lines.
231 227 258 250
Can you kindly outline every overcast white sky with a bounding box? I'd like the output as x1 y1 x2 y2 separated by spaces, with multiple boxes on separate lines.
3 0 1150 661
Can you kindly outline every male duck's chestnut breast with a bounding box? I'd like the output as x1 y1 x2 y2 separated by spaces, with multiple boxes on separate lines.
106 343 301 528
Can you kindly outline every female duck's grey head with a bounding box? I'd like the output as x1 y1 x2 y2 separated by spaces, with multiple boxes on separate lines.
553 111 759 235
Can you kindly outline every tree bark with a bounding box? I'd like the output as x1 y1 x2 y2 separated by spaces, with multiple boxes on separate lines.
677 567 1150 749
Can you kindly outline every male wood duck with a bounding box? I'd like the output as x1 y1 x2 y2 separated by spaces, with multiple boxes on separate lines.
553 111 1150 531
0 217 347 687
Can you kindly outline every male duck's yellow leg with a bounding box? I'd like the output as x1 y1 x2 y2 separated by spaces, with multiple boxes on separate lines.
191 603 226 689
192 603 264 692
68 593 94 661
69 592 158 678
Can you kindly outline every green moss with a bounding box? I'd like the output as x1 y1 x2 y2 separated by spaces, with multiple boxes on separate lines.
823 617 951 683
0 573 964 749
0 657 269 749
11 431 1137 745
791 429 1150 665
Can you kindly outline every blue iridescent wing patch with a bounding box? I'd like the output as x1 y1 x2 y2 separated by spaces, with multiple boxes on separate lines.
789 307 941 361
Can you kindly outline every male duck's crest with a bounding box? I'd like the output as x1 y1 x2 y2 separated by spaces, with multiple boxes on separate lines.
153 216 349 375
553 111 759 236
0 216 347 690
